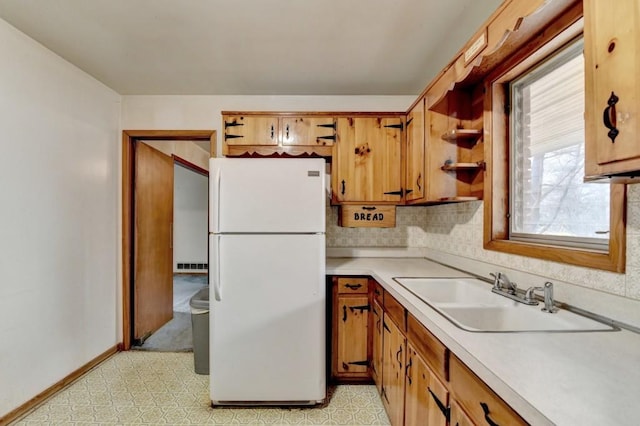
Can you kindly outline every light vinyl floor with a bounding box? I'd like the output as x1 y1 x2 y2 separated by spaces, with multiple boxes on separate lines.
13 352 390 425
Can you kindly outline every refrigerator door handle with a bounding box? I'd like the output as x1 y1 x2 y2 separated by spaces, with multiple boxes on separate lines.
214 167 222 233
213 235 222 301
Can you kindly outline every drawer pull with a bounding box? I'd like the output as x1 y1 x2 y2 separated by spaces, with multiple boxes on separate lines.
342 305 347 322
427 387 450 421
480 402 500 426
344 283 362 290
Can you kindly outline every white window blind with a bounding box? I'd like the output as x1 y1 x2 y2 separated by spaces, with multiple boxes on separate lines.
509 38 610 249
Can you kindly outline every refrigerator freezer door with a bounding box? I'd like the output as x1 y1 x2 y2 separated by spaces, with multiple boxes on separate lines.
210 233 326 404
209 158 326 233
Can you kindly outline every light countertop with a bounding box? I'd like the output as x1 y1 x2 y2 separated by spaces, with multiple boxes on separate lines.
327 256 640 426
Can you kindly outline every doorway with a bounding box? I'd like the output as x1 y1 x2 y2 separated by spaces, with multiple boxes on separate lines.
122 130 216 350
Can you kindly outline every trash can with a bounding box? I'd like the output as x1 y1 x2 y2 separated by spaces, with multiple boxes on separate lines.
190 287 210 375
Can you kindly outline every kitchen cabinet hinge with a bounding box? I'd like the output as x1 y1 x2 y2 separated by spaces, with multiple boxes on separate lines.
406 117 414 127
384 123 404 130
349 304 370 313
347 360 369 366
316 122 337 130
316 135 336 141
225 134 244 140
224 121 244 128
384 189 404 196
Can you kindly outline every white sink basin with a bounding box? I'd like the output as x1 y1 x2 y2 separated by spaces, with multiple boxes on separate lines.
438 305 613 332
394 277 514 306
394 277 615 333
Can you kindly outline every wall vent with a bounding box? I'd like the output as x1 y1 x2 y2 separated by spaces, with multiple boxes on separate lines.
176 262 208 270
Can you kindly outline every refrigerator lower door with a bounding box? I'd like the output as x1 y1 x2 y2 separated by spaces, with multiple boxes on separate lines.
209 233 326 405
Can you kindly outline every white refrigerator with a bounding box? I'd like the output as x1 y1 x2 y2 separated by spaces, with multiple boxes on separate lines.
209 157 326 406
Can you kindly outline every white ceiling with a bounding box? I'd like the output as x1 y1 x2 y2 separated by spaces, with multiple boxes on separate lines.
0 0 503 96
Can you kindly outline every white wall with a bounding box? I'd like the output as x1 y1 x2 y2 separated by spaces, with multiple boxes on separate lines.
0 18 120 418
174 164 208 273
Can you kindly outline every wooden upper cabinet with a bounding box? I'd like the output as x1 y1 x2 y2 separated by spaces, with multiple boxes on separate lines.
584 0 640 180
281 116 336 146
405 99 425 203
223 115 278 146
333 116 404 204
222 112 336 157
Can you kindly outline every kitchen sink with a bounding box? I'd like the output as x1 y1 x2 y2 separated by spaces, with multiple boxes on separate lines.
394 277 616 333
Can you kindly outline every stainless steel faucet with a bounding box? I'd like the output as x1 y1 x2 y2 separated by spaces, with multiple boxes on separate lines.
490 272 517 294
490 272 558 310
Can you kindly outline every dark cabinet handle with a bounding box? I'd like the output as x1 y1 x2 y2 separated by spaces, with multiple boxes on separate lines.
361 206 376 211
286 124 289 139
603 91 619 143
405 356 413 384
270 124 274 139
342 305 347 322
341 180 345 195
417 173 422 192
480 402 500 426
344 283 362 290
395 345 403 367
427 387 450 421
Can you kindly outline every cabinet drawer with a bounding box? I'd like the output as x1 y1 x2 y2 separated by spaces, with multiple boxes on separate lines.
450 355 527 426
407 313 449 382
372 280 384 304
384 293 406 332
336 277 369 294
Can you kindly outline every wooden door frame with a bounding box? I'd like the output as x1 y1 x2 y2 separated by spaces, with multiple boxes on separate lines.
122 130 216 350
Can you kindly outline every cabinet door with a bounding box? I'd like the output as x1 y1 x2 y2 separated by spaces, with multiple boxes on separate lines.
405 343 449 426
405 99 425 202
281 117 336 146
335 295 369 377
223 115 278 145
334 117 403 203
450 399 475 426
382 315 405 426
585 0 640 174
450 355 527 426
371 299 383 393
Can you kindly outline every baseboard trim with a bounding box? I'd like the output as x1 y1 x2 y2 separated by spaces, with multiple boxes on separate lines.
0 345 119 425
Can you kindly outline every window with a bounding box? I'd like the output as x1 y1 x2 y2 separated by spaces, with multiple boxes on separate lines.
509 38 610 250
484 11 625 273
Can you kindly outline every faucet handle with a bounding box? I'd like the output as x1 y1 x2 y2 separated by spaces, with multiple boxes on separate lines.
524 286 543 304
489 272 501 289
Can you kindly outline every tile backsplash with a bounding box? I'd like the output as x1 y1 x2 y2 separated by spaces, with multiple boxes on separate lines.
327 184 640 301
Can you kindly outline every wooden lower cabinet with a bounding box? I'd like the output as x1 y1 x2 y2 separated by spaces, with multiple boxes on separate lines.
450 355 527 426
382 315 406 426
329 276 527 425
333 294 369 380
371 299 384 393
405 342 449 426
450 399 475 426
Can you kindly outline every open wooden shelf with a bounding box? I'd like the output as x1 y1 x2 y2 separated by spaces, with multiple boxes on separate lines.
441 129 483 143
441 162 484 171
439 196 481 202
